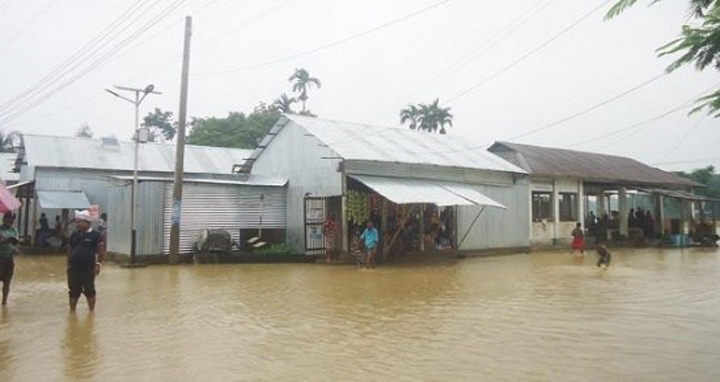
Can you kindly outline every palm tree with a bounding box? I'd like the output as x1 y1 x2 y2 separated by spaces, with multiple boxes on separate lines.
400 99 453 134
272 93 297 114
75 124 93 138
400 105 421 130
422 98 453 134
288 68 321 113
0 131 19 152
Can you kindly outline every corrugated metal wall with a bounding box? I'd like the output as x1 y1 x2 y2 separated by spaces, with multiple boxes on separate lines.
250 121 531 253
162 183 287 254
250 122 344 254
456 179 531 250
34 168 165 255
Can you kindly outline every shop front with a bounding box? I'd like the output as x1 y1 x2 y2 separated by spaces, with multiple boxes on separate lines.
303 174 507 261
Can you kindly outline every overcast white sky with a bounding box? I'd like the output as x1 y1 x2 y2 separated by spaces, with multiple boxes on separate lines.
0 0 717 172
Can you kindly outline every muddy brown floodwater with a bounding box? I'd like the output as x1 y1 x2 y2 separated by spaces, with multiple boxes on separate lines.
1 247 719 381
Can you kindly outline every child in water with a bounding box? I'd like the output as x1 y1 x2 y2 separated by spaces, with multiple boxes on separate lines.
571 222 585 255
596 245 611 269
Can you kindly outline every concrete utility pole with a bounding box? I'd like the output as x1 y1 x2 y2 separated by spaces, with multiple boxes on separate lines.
169 16 192 265
106 84 161 266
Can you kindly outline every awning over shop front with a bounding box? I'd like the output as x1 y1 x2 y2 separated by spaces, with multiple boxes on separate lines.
36 190 91 209
349 174 506 209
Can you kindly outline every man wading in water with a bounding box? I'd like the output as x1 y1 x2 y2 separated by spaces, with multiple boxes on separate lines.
360 220 379 269
67 210 104 312
596 244 611 269
0 212 19 305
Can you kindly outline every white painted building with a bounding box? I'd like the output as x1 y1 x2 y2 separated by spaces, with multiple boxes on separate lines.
488 142 703 247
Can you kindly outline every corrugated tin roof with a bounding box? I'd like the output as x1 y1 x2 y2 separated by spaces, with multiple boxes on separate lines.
349 174 506 208
489 141 699 188
281 115 527 174
22 134 253 175
637 188 720 202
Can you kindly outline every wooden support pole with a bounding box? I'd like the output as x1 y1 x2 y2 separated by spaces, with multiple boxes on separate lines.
380 198 388 260
31 194 37 246
22 197 30 241
458 207 486 249
419 204 425 252
385 206 414 254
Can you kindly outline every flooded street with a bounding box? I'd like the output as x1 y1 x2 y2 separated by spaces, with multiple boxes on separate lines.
2 248 720 381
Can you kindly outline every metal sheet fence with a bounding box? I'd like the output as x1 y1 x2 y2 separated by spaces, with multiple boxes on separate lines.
162 183 286 254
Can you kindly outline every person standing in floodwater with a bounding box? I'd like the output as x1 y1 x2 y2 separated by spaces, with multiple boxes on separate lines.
360 220 379 268
596 245 611 269
571 222 585 255
323 214 337 263
0 212 19 305
98 213 108 254
67 210 104 312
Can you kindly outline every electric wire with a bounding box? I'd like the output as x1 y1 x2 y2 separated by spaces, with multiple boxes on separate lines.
0 0 152 114
564 84 719 149
655 114 708 163
0 0 58 53
2 0 275 128
371 0 556 123
504 71 668 142
444 0 611 105
196 0 454 75
321 0 614 149
0 0 190 126
651 156 720 166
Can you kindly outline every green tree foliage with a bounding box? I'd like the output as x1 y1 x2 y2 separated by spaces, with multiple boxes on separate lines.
400 105 421 131
675 165 720 198
142 108 177 141
186 103 281 149
288 68 321 113
0 131 20 152
75 124 93 138
271 93 297 114
400 98 453 134
607 0 720 116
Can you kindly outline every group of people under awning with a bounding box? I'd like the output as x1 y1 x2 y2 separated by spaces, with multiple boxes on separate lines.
584 208 656 243
36 211 108 249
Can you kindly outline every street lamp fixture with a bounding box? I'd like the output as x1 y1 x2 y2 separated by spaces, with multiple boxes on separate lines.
105 84 161 265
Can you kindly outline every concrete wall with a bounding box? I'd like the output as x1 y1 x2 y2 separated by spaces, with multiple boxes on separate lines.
530 177 582 247
251 121 343 253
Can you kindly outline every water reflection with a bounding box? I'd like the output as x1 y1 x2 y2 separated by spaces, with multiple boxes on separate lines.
0 248 719 381
63 314 98 381
0 306 12 379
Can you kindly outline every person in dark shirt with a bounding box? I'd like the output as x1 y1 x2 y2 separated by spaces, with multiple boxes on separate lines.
596 244 611 269
67 210 104 312
39 213 49 231
0 212 19 305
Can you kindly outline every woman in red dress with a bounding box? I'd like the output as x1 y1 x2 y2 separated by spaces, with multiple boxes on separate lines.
571 222 585 255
